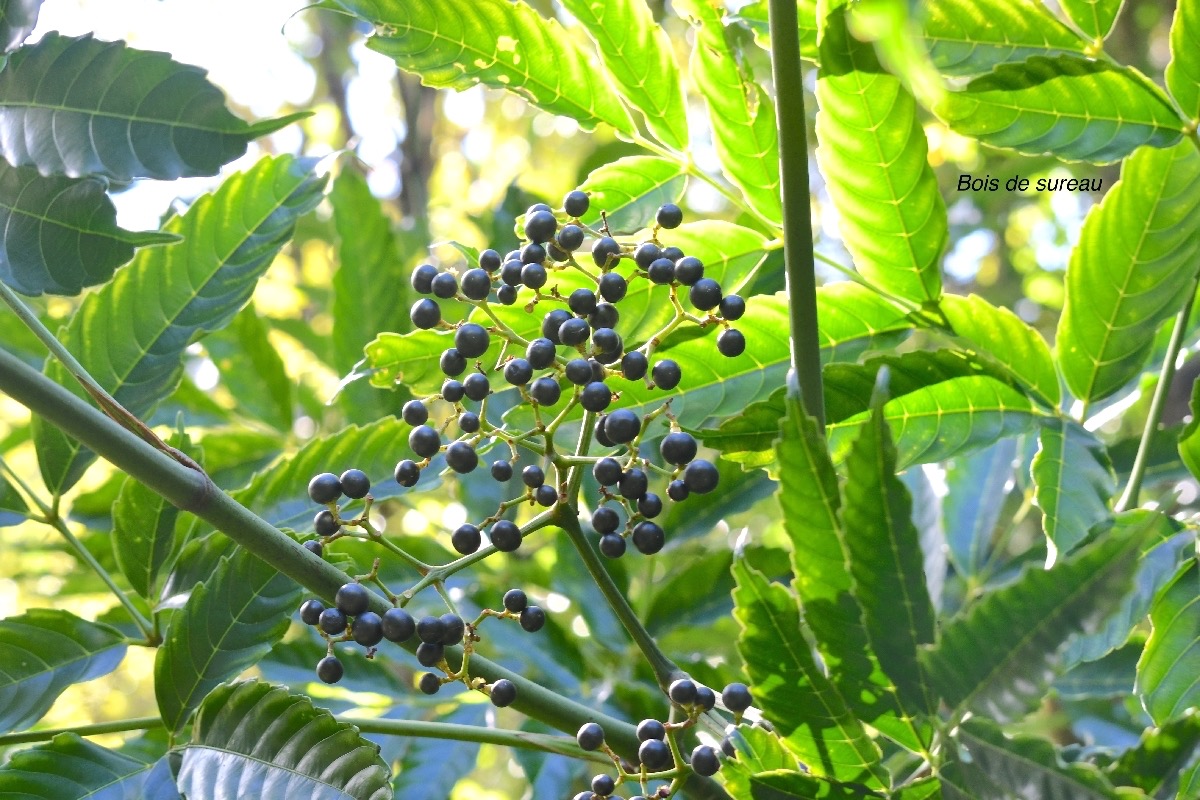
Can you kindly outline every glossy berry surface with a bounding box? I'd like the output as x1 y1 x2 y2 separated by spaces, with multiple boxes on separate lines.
604 409 640 444
339 469 370 499
722 682 753 712
419 672 441 695
454 323 490 358
431 272 458 299
683 459 720 494
402 400 428 426
452 523 482 554
577 722 605 751
299 598 324 626
445 442 478 474
639 739 672 769
522 465 545 488
660 432 697 465
599 533 626 558
491 460 513 481
303 539 324 557
352 611 384 647
519 605 546 632
316 656 344 684
409 426 441 458
415 647 441 672
314 509 339 537
564 190 589 217
504 358 533 386
718 328 746 357
503 588 528 612
656 203 683 229
691 745 720 777
530 376 561 405
652 360 681 390
394 459 420 487
668 678 697 705
411 263 438 293
719 293 746 320
381 608 416 642
593 457 622 485
410 298 440 329
439 613 466 645
526 337 557 369
592 775 616 796
621 351 648 380
491 520 522 552
580 382 612 412
689 278 722 311
632 521 665 554
308 473 342 504
416 615 446 644
318 607 347 635
460 268 491 300
490 678 518 707
441 379 466 402
535 484 558 506
636 719 665 741
439 348 466 376
335 582 370 616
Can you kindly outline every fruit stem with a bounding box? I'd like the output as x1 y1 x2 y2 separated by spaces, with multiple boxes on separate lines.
768 0 825 426
0 715 164 746
341 717 611 762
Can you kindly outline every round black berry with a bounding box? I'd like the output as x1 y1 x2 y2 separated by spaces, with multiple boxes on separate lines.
621 351 648 380
525 209 558 243
526 338 557 369
667 479 689 501
533 486 556 505
463 372 491 401
661 246 684 262
565 358 594 386
303 539 324 557
416 642 444 667
657 203 683 229
441 379 466 403
454 323 490 359
419 672 441 694
594 417 615 447
604 409 640 444
530 376 562 406
638 493 663 518
691 745 720 777
591 327 621 355
559 317 591 346
336 582 370 616
504 358 533 386
445 442 478 474
308 473 342 504
501 259 524 287
479 249 502 272
431 271 458 299
395 459 421 487
353 611 384 647
639 739 672 770
669 678 697 705
647 257 675 284
382 608 416 642
439 613 466 645
592 236 621 268
522 465 545 488
589 303 619 330
599 533 626 558
683 459 719 494
528 202 553 214
416 615 446 644
592 506 620 534
497 283 518 305
409 425 441 458
593 457 622 485
411 263 438 294
695 684 717 710
592 775 616 796
490 678 518 707
564 190 590 217
689 278 722 311
452 523 482 554
402 400 428 426
581 382 612 412
577 722 605 751
491 520 522 552
319 607 347 635
719 294 746 321
522 262 548 290
674 256 704 286
718 329 746 357
491 460 513 482
503 588 528 613
652 360 681 390
598 272 627 303
722 682 753 712
316 655 344 684
632 521 665 554
542 309 573 343
637 719 666 741
458 412 480 433
557 224 585 252
569 288 598 316
460 268 492 301
520 605 546 632
339 469 370 500
618 468 648 500
660 432 697 466
440 348 467 377
315 510 340 537
521 242 547 265
300 598 325 626
634 241 662 269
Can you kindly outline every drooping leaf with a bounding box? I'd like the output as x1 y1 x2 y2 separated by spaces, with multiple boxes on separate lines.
935 56 1186 164
573 155 687 235
957 718 1122 800
335 0 633 135
732 559 888 788
0 733 180 800
816 5 946 305
0 472 29 527
922 0 1087 77
1167 0 1200 121
941 437 1019 576
1107 711 1200 798
112 429 200 600
776 397 929 753
0 162 178 296
0 33 302 181
0 0 40 53
1031 419 1116 558
701 387 788 471
920 512 1150 720
154 546 301 732
940 293 1059 405
1138 560 1200 725
1058 0 1124 39
559 0 688 151
390 704 487 798
675 0 782 226
33 154 325 494
0 609 126 734
177 679 392 800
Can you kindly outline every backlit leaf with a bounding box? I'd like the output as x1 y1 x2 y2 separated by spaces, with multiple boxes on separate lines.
1137 560 1200 725
1167 0 1200 122
923 0 1087 77
1031 419 1116 558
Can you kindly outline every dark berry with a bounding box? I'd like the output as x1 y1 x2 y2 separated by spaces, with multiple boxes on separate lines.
589 303 619 329
660 432 697 465
419 672 441 694
530 376 562 405
340 469 370 500
459 412 480 433
395 459 421 487
691 745 720 777
303 539 324 557
431 271 458 299
504 358 533 386
604 409 640 444
463 372 491 401
497 283 519 305
319 607 347 635
652 359 681 390
382 608 416 642
503 589 528 612
581 382 612 412
657 203 683 229
618 468 648 499
661 246 685 262
439 613 466 645
637 719 666 741
490 678 518 707
409 425 441 458
594 417 615 447
522 262 548 289
445 442 478 474
577 722 605 751
695 684 717 710
719 294 746 321
592 775 616 796
595 346 622 365
452 523 482 554
352 611 384 646
557 224 585 251
522 465 545 488
599 533 626 558
718 329 746 357
721 737 738 758
336 582 370 616
316 655 344 684
416 642 444 666
638 493 663 518
308 473 342 504
491 460 513 481
564 190 590 217
501 259 524 286
621 351 648 380
592 236 621 268
639 739 672 770
535 484 558 506
526 337 557 369
454 323 490 359
669 678 697 705
521 242 547 265
674 256 704 286
315 510 340 537
461 268 492 301
402 400 428 426
520 605 546 632
411 263 438 294
598 272 627 303
683 459 719 494
491 520 522 552
479 249 502 272
559 317 591 346
632 521 665 554
647 257 675 284
441 347 469 378
300 598 325 626
593 457 622 485
528 202 553 214
441 379 466 403
565 358 594 385
722 682 752 712
416 615 446 644
591 327 621 355
542 309 573 343
525 209 558 243
592 506 620 534
634 241 662 269
667 479 689 501
569 288 598 316
689 278 722 311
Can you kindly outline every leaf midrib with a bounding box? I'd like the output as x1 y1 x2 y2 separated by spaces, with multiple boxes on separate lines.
183 743 352 798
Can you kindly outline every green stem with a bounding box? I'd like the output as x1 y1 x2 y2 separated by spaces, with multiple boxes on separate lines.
0 716 164 746
1116 274 1200 511
340 717 610 763
768 0 825 426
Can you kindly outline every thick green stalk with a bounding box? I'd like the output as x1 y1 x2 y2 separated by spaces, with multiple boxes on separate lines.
769 0 825 426
0 716 163 746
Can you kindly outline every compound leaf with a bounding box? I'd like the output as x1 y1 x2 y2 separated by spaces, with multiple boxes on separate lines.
941 293 1059 405
1031 419 1116 558
923 0 1087 76
1167 0 1200 122
0 734 180 800
573 155 686 235
1137 560 1200 725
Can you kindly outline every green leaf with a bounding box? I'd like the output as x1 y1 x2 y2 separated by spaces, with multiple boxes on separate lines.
957 718 1122 800
732 559 888 788
776 397 929 753
816 6 946 305
728 0 819 62
0 0 40 53
112 429 200 600
920 512 1150 720
701 387 788 471
574 155 687 235
0 162 178 296
1055 643 1140 699
718 724 804 799
749 770 873 799
362 328 449 395
154 545 301 732
892 777 943 800
1168 0 1200 122
1031 419 1116 558
941 293 1059 405
0 609 126 734
922 0 1087 77
1107 711 1200 797
942 437 1019 576
559 0 687 151
675 0 782 226
0 733 180 799
32 154 325 494
1057 141 1200 404
841 400 937 712
1138 560 1200 725
0 472 29 527
177 679 392 800
1181 378 1200 485
339 0 633 135
204 304 293 431
935 56 1186 164
0 33 302 181
1058 0 1124 39
159 532 236 609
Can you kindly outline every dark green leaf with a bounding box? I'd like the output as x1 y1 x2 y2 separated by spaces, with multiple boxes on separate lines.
923 0 1087 76
935 56 1186 164
33 154 325 494
1181 377 1200 485
158 532 236 609
1058 0 1123 39
891 777 943 800
942 437 1019 576
177 679 392 800
1054 643 1140 700
0 609 126 733
941 293 1059 405
1031 419 1116 557
0 733 180 799
1107 710 1200 797
112 428 200 599
921 512 1149 720
0 33 302 180
749 770 875 799
841 400 936 712
1167 0 1200 121
154 545 301 731
0 471 28 527
816 6 946 304
1137 560 1200 725
574 155 686 235
391 704 486 797
0 0 40 52
1057 141 1200 403
205 305 293 430
0 161 178 296
701 386 787 471
675 0 782 225
732 560 887 787
338 0 633 135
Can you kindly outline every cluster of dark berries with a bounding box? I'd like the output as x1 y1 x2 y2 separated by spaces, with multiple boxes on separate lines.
299 581 426 684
